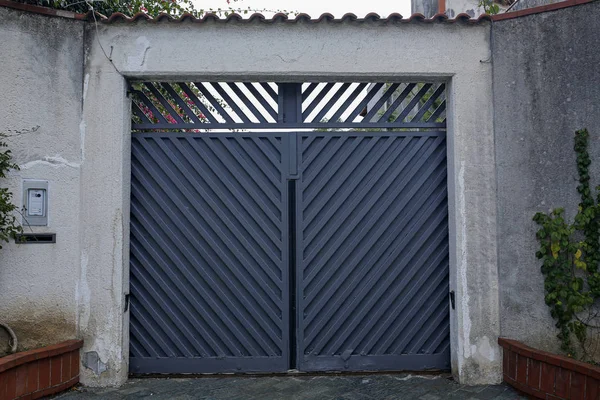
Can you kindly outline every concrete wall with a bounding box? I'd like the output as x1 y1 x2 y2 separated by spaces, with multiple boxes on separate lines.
493 0 600 354
0 7 84 354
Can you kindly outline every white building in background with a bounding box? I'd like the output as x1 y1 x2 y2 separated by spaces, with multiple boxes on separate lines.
411 0 510 17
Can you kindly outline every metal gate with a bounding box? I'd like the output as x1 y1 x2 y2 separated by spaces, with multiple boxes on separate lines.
129 133 290 373
296 132 449 371
128 81 450 373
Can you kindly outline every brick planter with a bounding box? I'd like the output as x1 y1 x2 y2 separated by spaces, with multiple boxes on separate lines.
0 339 83 400
499 337 600 399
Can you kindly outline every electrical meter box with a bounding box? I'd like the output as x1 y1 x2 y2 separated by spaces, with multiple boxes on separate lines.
22 180 48 226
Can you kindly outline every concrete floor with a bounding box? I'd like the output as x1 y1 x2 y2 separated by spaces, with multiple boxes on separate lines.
55 374 525 399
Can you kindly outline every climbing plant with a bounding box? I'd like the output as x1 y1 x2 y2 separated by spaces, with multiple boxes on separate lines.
478 0 500 14
534 129 600 361
0 134 22 248
10 0 295 18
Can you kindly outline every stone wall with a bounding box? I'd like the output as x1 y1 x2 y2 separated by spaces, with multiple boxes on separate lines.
493 0 600 354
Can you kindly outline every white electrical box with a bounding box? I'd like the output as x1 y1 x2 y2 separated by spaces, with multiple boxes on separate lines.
22 180 48 226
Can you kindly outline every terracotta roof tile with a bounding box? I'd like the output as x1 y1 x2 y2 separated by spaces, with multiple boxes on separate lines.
94 11 493 24
0 0 494 24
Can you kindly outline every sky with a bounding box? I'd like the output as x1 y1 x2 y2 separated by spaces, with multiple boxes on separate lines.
191 0 413 19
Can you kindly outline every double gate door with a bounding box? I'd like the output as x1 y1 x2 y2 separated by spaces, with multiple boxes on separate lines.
129 130 450 374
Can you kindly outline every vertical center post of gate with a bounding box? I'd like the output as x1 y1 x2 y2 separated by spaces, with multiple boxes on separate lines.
278 83 302 179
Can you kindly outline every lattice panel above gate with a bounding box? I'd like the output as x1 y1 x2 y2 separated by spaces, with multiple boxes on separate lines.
129 82 446 131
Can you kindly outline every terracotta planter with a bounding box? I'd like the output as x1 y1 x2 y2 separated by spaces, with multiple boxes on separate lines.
0 339 83 400
499 337 600 399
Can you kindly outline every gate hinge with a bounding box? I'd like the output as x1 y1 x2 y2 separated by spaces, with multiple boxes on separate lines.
449 291 455 310
124 293 130 312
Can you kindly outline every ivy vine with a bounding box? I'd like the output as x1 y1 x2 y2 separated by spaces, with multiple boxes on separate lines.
534 129 600 360
0 133 22 247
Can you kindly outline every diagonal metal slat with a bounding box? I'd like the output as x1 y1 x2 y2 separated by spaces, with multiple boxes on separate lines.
166 138 283 277
130 238 234 357
301 83 319 102
427 99 446 123
227 83 268 124
131 194 264 357
379 83 417 123
317 184 449 355
302 137 379 211
384 274 450 354
341 230 450 356
130 265 208 357
305 164 448 349
302 137 439 271
194 82 236 123
138 138 283 312
183 139 283 251
422 318 451 355
211 83 253 123
302 83 336 121
344 83 385 123
302 136 363 194
242 83 278 120
188 136 282 226
401 294 450 354
132 152 280 358
303 143 447 344
260 82 278 103
353 218 450 354
393 84 433 123
202 138 282 223
362 83 401 122
411 84 446 123
131 100 154 125
178 137 282 248
160 83 204 125
312 83 352 124
132 89 169 124
231 137 282 194
143 82 185 124
177 82 219 124
132 159 281 354
329 83 369 123
301 136 409 231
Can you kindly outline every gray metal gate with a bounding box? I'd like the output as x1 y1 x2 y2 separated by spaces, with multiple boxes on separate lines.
295 132 449 371
128 81 450 373
129 133 290 373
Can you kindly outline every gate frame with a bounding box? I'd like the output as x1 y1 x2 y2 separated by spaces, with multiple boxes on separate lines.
80 20 499 387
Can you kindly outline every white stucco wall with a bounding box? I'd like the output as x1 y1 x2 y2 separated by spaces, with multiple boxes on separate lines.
0 6 500 387
0 6 84 353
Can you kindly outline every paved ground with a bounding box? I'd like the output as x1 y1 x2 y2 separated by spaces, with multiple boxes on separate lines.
55 374 526 399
